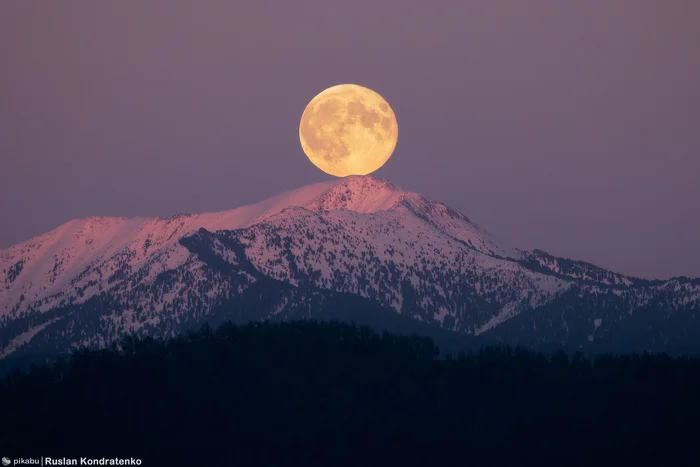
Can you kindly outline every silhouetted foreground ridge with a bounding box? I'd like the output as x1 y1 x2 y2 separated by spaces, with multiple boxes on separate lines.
2 320 699 466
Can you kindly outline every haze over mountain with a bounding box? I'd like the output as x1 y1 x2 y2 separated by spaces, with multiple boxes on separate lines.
2 176 699 362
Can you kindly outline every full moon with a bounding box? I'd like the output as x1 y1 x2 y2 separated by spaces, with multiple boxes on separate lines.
299 84 398 178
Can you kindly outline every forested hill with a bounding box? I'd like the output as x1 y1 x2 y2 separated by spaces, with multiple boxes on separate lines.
2 320 700 467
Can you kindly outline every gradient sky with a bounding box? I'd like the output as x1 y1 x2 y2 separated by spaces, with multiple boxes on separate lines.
1 1 699 279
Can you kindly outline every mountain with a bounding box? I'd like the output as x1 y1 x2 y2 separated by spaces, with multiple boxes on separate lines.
2 175 699 362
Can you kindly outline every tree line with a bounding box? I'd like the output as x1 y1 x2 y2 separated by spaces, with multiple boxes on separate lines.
1 320 699 466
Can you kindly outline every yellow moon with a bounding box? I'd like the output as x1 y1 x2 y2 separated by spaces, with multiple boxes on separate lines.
299 84 398 177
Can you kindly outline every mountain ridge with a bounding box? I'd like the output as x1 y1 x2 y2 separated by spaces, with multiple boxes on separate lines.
2 175 698 359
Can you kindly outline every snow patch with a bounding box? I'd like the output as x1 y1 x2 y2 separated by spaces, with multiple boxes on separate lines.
0 318 61 358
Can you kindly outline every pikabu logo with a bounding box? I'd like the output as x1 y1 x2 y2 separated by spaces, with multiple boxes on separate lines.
4 459 40 466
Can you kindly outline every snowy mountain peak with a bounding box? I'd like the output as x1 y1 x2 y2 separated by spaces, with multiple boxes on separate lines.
306 175 408 214
0 175 521 320
304 176 474 228
1 175 700 360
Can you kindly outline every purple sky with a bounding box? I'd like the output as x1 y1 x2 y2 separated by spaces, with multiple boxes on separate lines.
1 1 699 279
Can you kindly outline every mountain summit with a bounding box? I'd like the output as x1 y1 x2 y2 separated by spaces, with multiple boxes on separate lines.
1 176 699 360
306 176 406 213
0 176 513 318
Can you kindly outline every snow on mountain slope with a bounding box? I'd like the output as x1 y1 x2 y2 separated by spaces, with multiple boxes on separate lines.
518 249 654 287
4 174 697 359
175 211 700 352
195 206 567 334
0 176 517 319
0 179 341 318
393 193 522 260
306 176 522 259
